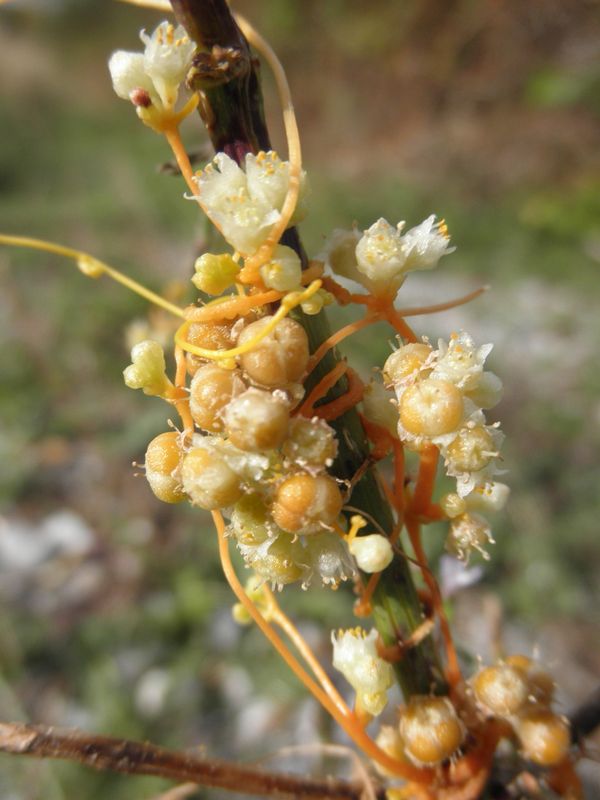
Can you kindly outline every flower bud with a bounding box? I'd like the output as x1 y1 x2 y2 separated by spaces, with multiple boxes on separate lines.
399 696 464 766
192 252 240 295
471 663 529 717
181 446 243 509
239 534 305 588
383 343 432 386
238 316 309 387
123 340 170 396
144 431 186 504
399 378 464 438
189 364 244 432
224 388 289 451
185 321 238 376
282 417 338 468
349 534 393 573
259 245 302 292
515 708 570 766
440 492 467 519
272 473 343 533
374 726 410 777
505 655 555 706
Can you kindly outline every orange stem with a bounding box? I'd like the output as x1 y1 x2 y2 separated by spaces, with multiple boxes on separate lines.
212 511 432 783
409 444 439 517
185 290 282 323
405 515 461 689
296 361 348 418
305 314 379 375
313 368 364 422
396 286 488 318
262 586 352 720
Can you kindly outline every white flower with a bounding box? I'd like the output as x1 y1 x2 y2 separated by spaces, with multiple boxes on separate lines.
195 151 307 256
108 51 157 104
446 512 494 563
465 482 510 514
355 218 407 289
431 331 494 391
441 420 505 498
349 534 393 573
109 21 195 111
320 227 363 285
332 628 394 716
402 215 455 272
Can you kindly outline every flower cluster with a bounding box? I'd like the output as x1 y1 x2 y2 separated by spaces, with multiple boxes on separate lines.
324 215 454 297
109 21 196 120
195 151 308 257
130 307 357 589
380 332 508 561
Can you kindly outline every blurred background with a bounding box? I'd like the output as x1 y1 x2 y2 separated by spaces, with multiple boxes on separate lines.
0 0 599 797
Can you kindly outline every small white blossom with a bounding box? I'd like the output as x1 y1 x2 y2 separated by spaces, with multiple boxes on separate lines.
349 534 393 573
320 227 364 285
355 218 407 289
108 51 157 104
446 512 494 563
431 331 494 391
195 151 307 256
332 628 394 716
109 22 195 112
465 482 510 514
402 215 455 271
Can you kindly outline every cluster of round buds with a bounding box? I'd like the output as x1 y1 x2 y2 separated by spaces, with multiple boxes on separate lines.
331 628 394 717
109 21 196 121
470 657 570 767
382 331 507 562
322 215 454 297
129 278 354 589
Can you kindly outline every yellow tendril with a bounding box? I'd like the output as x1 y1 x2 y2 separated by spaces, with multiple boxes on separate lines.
0 234 185 318
175 279 321 360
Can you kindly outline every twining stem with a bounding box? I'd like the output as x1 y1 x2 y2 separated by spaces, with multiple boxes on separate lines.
212 511 432 783
0 721 377 800
0 235 185 318
261 585 353 721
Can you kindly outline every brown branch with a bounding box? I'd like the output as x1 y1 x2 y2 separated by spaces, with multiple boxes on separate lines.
0 721 383 799
568 685 600 744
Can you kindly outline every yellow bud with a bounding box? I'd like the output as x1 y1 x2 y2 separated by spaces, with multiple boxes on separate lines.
471 663 529 717
399 695 464 766
192 252 240 295
516 708 570 766
145 431 186 504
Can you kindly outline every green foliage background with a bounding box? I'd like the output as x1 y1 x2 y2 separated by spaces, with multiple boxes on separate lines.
0 0 599 797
